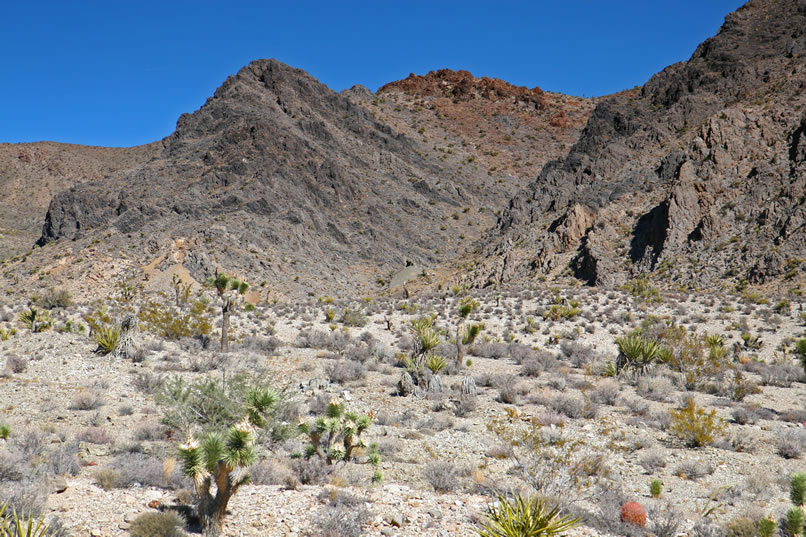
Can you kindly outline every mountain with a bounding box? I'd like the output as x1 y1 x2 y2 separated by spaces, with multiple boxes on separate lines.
0 142 158 257
471 0 806 292
20 61 588 299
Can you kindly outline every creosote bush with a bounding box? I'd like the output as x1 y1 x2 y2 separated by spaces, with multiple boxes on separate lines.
669 399 725 447
128 511 185 537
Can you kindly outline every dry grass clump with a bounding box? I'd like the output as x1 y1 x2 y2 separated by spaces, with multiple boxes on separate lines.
424 461 460 492
69 391 104 411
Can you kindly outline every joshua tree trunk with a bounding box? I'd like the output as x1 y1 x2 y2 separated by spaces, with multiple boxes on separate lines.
197 464 237 537
456 322 464 365
220 296 232 353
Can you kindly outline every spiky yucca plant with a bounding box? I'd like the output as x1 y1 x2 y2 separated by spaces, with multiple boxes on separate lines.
93 323 120 355
615 335 661 374
176 386 279 537
18 308 52 333
0 503 53 537
476 494 581 537
455 296 479 365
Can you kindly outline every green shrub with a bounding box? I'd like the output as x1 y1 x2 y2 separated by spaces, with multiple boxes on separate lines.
669 399 725 447
128 511 185 537
341 308 367 327
32 288 72 310
138 299 212 340
0 424 10 440
622 278 661 302
476 493 581 537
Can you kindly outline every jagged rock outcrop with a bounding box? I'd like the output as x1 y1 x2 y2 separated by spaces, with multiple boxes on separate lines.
477 0 806 290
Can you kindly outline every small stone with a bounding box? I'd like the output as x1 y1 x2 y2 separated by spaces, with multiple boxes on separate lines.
427 509 442 519
381 529 395 536
50 477 68 493
90 529 102 537
385 513 404 528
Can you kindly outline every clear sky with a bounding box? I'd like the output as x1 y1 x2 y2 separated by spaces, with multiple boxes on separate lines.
1 1 745 147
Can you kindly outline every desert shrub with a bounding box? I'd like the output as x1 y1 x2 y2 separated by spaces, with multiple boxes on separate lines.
489 415 611 503
589 380 620 405
128 511 185 537
138 299 212 340
550 395 598 419
498 385 521 405
638 450 667 473
325 360 365 384
669 399 725 447
622 278 660 301
648 504 683 537
424 461 459 492
675 459 714 480
78 427 114 445
134 422 168 442
476 493 580 537
4 354 27 374
292 458 332 485
472 341 509 359
341 308 367 327
725 517 758 537
69 391 104 411
584 487 644 537
156 374 287 438
298 329 350 351
521 359 544 377
636 374 676 402
453 395 477 417
32 288 72 310
132 372 165 394
241 336 281 355
758 362 802 387
777 431 806 459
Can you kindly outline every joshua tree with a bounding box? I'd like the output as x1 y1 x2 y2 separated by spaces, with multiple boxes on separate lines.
177 386 279 537
455 296 480 366
210 272 248 353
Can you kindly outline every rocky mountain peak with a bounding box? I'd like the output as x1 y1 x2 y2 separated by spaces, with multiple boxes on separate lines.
378 69 545 107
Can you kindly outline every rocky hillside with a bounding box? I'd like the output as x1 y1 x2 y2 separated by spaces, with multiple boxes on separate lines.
0 142 159 256
11 61 586 300
473 0 806 294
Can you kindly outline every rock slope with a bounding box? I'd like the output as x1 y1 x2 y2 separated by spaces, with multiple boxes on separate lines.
474 0 806 292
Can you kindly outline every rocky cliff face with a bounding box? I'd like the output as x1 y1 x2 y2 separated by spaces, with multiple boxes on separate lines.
473 0 806 291
31 60 584 298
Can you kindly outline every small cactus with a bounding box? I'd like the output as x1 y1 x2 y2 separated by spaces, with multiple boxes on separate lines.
620 501 647 528
650 479 663 498
758 515 777 537
787 507 804 537
792 472 806 507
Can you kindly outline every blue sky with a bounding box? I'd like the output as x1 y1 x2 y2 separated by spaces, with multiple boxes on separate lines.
1 1 745 147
